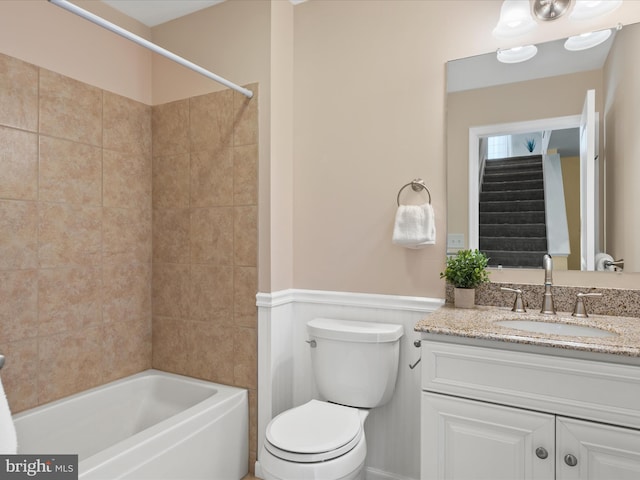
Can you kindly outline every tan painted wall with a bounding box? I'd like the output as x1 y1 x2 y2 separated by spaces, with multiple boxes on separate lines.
604 20 640 273
561 156 581 270
292 0 640 294
0 0 153 104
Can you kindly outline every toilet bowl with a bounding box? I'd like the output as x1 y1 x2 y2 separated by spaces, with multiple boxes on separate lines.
258 318 404 480
260 400 368 480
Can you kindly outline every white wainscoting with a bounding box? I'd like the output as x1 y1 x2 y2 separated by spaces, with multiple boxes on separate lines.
256 289 444 480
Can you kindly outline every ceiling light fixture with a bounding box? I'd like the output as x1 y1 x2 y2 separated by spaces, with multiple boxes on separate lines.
496 45 538 63
570 0 623 21
564 28 612 50
533 0 571 21
493 0 537 38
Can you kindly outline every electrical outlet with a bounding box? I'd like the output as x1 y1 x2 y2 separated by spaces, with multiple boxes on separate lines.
447 233 465 249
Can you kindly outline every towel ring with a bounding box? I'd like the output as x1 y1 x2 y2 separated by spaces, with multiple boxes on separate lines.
397 178 431 206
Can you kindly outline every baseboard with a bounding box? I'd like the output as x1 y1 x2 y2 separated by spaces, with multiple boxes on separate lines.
366 466 418 480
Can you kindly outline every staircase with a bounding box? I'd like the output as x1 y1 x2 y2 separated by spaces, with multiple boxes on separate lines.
479 155 547 268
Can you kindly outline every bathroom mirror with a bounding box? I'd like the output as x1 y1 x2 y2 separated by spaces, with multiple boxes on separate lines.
446 21 640 272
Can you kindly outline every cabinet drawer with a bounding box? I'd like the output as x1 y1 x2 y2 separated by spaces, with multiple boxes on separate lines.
422 340 640 429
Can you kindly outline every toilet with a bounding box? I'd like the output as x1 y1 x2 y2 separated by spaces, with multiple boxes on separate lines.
259 317 404 480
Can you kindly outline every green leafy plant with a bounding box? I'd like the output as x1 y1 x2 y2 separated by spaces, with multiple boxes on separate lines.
440 249 490 289
525 138 536 153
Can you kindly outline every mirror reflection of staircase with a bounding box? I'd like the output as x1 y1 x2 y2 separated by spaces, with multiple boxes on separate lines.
479 155 547 268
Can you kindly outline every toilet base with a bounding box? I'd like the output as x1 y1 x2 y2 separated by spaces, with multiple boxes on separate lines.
259 435 367 480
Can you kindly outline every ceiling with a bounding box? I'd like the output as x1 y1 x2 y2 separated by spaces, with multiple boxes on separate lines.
101 0 226 27
101 0 307 27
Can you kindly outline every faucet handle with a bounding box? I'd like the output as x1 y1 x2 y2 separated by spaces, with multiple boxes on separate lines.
501 287 526 313
572 292 602 318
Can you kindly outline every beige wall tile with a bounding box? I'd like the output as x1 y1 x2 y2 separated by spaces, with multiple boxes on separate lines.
233 144 258 205
0 339 38 413
0 200 37 269
38 326 105 404
190 148 233 207
234 206 258 266
103 207 152 265
103 149 151 209
39 69 102 146
186 321 235 384
234 266 257 328
152 316 190 375
190 207 233 265
38 267 102 336
0 126 37 200
102 319 152 383
39 136 102 206
0 270 37 344
0 53 38 132
189 90 233 152
39 203 102 268
152 153 190 209
189 264 234 323
233 326 257 389
103 91 151 155
102 263 151 324
152 263 190 318
153 209 190 263
233 84 258 147
152 100 189 156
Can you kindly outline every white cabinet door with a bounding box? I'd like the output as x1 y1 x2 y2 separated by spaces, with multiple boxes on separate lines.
421 392 555 480
557 416 640 480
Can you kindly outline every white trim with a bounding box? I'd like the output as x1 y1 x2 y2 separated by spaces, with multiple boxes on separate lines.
256 288 444 312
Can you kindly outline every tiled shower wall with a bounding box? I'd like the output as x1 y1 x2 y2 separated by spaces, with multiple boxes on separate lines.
151 86 259 465
0 53 152 411
0 53 259 465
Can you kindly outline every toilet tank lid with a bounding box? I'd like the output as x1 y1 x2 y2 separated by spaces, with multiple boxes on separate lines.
307 318 404 343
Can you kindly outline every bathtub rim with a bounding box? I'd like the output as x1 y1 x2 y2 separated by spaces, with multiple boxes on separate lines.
13 369 248 477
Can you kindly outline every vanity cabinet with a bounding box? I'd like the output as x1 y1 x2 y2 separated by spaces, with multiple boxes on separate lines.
420 339 640 480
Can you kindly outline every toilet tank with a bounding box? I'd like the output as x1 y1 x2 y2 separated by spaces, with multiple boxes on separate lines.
307 318 404 408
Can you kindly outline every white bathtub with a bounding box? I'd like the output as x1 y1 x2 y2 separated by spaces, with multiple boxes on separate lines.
13 369 248 480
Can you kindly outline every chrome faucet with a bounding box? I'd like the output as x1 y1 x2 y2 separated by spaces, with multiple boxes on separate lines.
540 254 556 315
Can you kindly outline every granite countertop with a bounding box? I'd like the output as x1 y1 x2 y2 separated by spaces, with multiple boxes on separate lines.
415 305 640 357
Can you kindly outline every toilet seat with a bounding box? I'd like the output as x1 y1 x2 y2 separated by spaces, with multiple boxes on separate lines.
265 400 363 463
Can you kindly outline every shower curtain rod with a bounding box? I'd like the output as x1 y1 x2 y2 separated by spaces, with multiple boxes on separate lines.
48 0 254 99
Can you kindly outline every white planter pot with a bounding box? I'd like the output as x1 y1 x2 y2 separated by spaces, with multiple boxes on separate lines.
454 287 475 309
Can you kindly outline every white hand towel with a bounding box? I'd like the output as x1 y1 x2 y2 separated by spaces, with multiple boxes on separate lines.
595 252 618 271
0 374 17 454
392 203 436 249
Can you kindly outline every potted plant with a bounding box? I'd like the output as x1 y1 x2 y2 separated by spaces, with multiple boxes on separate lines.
525 138 536 153
440 249 490 308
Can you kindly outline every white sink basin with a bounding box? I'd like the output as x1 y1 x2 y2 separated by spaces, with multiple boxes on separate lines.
495 320 617 338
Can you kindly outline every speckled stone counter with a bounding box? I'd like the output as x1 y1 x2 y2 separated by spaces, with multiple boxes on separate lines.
415 304 640 358
445 282 640 318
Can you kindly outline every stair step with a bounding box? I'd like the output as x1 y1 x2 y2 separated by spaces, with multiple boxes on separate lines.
485 161 542 174
480 211 546 224
479 236 547 252
482 179 544 192
479 199 545 213
480 223 547 237
484 170 543 183
486 155 542 167
480 189 544 202
481 250 547 268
